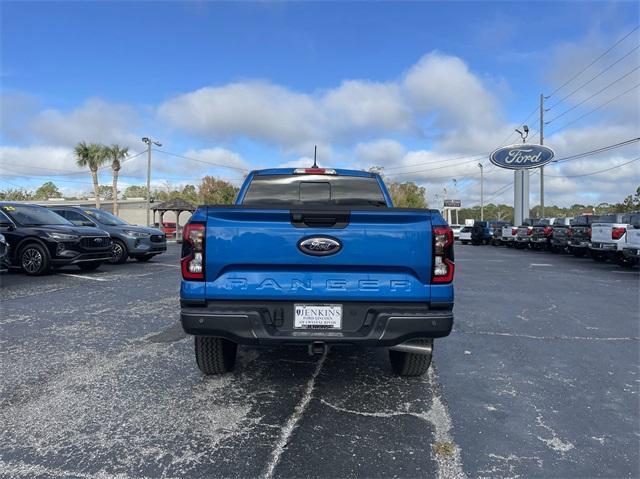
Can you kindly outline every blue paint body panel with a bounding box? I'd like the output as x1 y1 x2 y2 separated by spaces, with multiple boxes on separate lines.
181 168 454 306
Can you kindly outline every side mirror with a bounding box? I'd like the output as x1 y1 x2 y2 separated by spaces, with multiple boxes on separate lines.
0 221 14 230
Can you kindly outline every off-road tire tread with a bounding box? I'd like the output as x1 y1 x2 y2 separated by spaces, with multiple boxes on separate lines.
389 339 433 377
195 336 237 374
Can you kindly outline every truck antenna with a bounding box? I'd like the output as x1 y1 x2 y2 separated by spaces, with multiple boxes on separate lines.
312 145 318 168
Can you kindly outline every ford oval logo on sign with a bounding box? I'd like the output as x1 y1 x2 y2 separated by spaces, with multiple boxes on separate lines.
298 236 342 256
490 144 555 170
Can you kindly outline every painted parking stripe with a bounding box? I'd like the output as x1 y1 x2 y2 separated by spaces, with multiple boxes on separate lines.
530 263 553 267
58 273 110 282
148 263 180 268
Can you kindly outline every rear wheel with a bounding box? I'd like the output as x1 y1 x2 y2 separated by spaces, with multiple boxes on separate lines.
591 252 607 262
571 248 586 257
389 339 433 377
20 243 50 276
78 261 101 271
195 336 238 374
461 240 469 245
109 239 128 264
617 254 636 268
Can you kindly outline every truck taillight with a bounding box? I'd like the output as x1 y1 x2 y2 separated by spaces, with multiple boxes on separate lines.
567 227 573 237
181 222 205 281
527 226 533 236
511 227 517 235
543 226 553 236
612 227 626 240
432 226 454 283
587 227 592 238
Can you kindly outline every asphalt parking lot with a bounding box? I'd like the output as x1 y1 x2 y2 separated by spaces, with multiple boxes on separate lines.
0 243 638 479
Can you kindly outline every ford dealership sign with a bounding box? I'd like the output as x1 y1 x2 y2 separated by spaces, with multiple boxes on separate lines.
490 144 555 170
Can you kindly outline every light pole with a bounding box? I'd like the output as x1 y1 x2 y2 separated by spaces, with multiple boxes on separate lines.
513 126 530 226
141 137 162 226
478 163 484 221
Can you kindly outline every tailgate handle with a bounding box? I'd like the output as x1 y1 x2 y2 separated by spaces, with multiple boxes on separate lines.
290 211 350 228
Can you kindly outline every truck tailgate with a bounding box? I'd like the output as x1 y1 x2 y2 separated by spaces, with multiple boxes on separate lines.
202 207 436 302
591 223 613 243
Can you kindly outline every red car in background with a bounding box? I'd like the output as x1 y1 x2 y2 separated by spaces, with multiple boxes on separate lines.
162 222 177 238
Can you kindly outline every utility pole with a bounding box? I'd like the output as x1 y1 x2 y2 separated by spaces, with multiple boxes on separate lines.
141 137 162 226
539 93 545 219
478 163 484 221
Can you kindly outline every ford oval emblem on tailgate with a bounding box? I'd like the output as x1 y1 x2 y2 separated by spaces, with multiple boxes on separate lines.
298 236 342 256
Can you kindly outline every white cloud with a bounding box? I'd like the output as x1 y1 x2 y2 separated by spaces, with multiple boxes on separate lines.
29 99 140 147
322 80 413 135
354 139 406 167
158 82 320 148
404 52 502 130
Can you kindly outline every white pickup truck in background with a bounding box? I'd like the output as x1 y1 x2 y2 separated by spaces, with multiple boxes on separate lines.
590 212 640 265
501 225 518 247
621 213 640 266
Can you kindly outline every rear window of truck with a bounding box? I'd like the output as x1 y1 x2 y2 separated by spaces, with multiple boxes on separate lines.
242 174 387 207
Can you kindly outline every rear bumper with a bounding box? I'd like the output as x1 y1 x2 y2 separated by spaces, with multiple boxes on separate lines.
589 242 617 251
181 300 453 346
569 240 589 248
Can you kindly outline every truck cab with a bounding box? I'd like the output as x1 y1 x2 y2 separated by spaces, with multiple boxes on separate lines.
180 167 454 377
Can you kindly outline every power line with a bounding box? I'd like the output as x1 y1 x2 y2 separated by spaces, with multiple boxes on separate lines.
546 82 640 135
547 25 640 97
546 65 640 124
153 149 248 172
381 152 489 172
498 105 539 147
545 156 640 178
547 44 640 110
0 150 146 177
553 137 640 164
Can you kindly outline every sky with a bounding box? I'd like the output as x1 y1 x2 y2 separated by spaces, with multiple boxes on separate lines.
1 1 639 208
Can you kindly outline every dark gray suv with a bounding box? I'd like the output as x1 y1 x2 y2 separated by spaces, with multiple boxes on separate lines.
49 206 167 264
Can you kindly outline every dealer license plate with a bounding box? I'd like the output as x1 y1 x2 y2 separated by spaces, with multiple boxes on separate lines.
294 304 342 330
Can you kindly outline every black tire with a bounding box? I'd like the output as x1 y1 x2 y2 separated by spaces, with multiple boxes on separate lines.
78 261 102 271
19 243 50 276
617 255 636 269
109 239 128 264
591 252 607 262
389 339 433 377
572 248 586 258
195 336 238 374
461 240 469 245
134 255 153 262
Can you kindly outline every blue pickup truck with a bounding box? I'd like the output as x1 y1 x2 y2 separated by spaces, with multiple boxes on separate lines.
180 167 454 376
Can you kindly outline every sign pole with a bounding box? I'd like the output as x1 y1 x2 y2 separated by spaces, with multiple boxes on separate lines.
540 93 545 218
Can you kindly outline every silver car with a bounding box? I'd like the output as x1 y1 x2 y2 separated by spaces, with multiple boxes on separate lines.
49 206 167 264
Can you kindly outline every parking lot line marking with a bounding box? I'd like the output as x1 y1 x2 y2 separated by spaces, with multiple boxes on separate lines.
318 367 466 479
456 329 639 341
148 263 180 268
530 263 553 267
262 353 327 479
611 270 639 274
58 273 110 282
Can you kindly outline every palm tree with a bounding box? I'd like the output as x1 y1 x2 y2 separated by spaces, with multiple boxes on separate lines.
75 142 107 207
106 145 129 216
